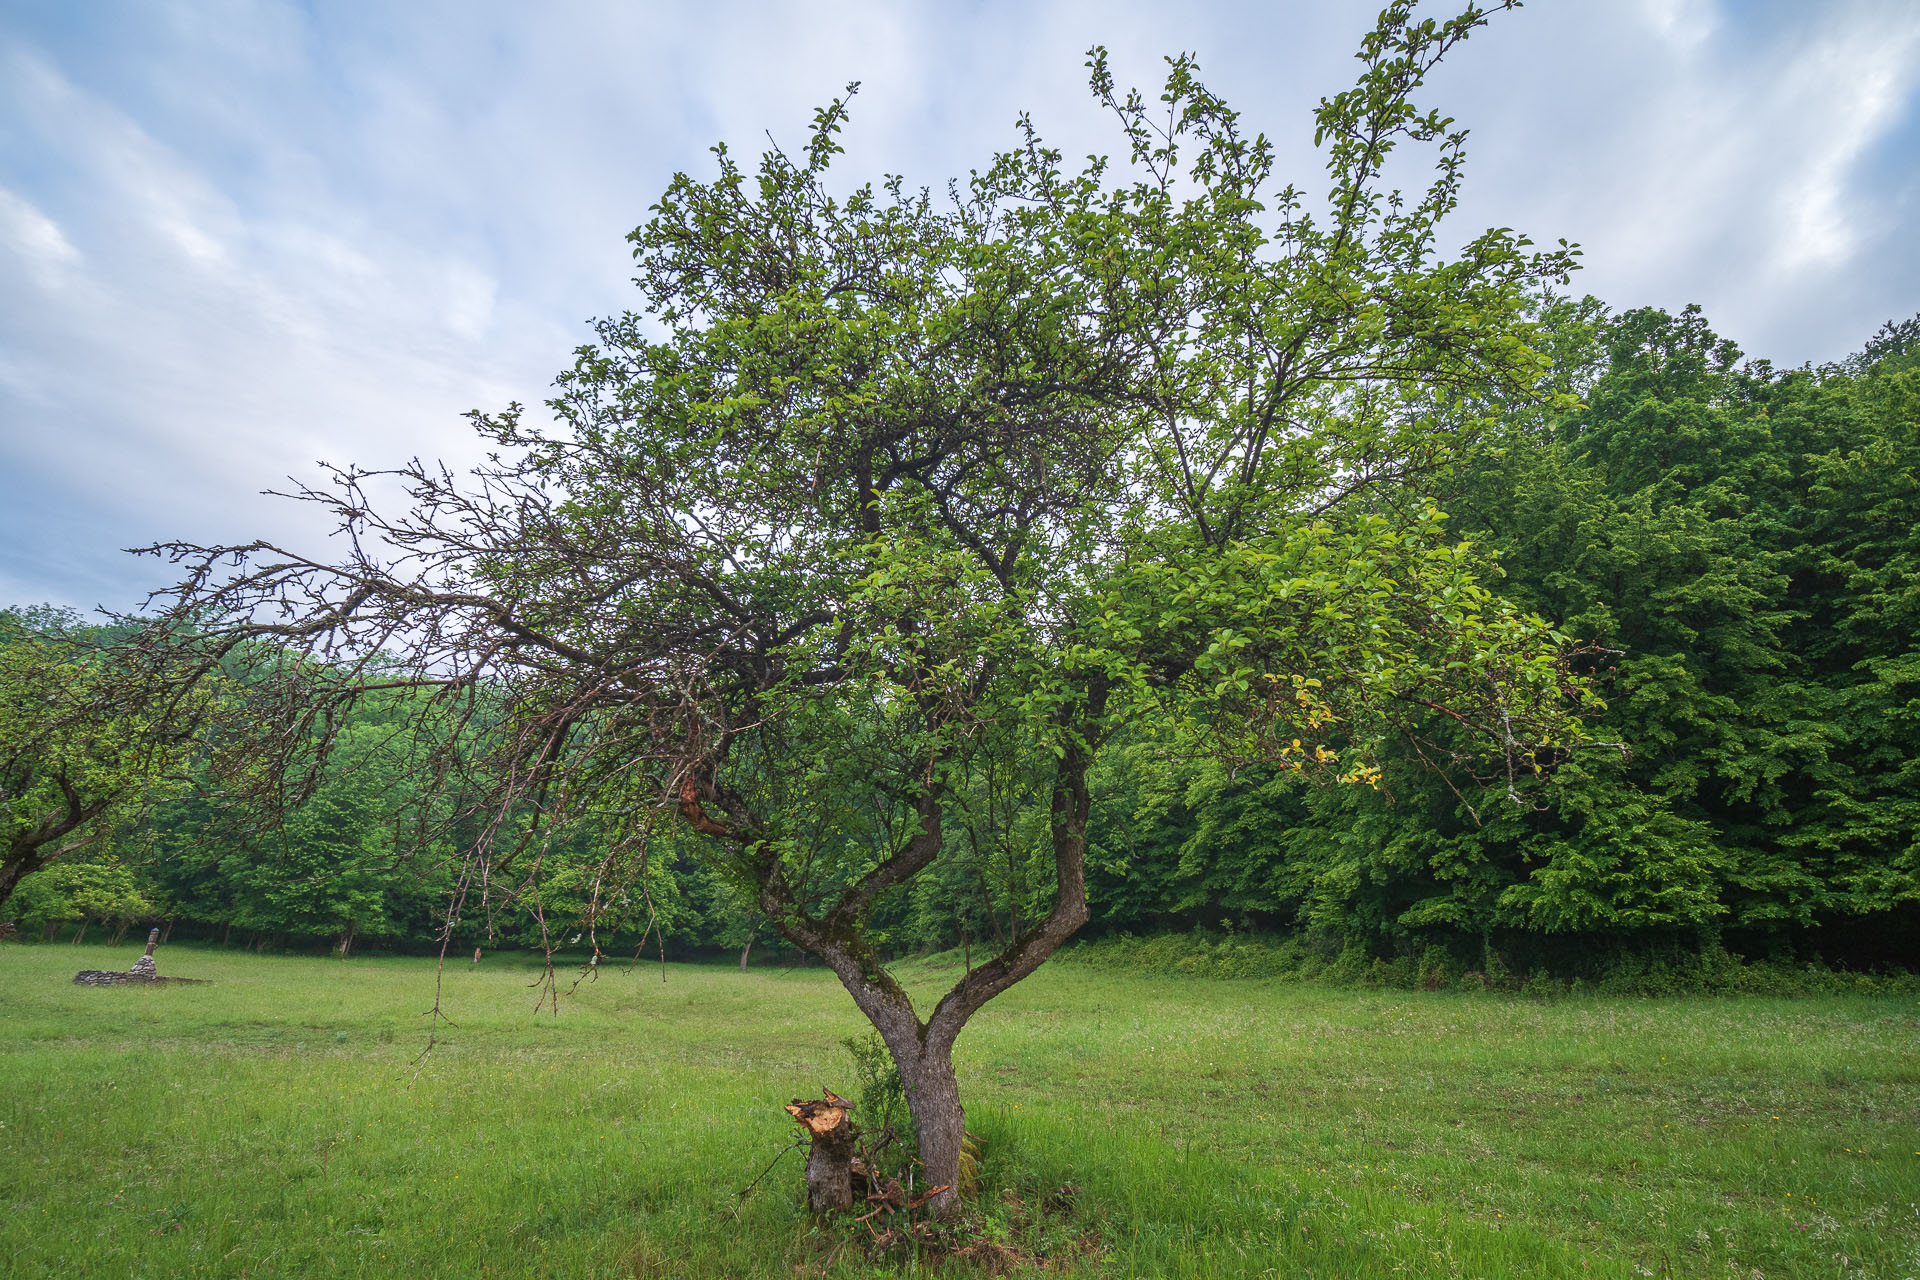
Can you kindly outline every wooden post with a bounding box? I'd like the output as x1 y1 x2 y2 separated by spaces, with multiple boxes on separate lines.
128 927 160 978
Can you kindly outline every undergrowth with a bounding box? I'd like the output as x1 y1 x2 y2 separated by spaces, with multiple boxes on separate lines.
1056 928 1920 997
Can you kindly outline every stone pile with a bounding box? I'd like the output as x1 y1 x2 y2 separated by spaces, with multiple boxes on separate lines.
73 927 207 986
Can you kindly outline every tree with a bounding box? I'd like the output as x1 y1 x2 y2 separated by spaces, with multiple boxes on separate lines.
0 608 205 914
10 856 155 944
153 2 1600 1216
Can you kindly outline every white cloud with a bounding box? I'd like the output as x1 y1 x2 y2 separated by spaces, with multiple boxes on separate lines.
1636 0 1718 49
0 186 81 276
0 0 1916 611
1767 19 1920 271
1432 0 1920 364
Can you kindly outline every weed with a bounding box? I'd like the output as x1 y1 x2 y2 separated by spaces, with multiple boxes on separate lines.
840 1031 909 1153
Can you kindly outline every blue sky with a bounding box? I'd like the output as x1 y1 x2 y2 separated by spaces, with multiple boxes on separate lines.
2 0 1917 613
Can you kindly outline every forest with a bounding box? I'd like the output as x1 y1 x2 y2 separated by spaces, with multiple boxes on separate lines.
9 300 1917 979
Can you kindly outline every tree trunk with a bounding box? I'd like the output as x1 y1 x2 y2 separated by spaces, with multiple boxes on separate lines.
896 1039 966 1216
678 714 1105 1223
109 921 128 946
72 919 89 945
335 928 354 959
221 922 232 946
160 919 173 944
738 935 753 971
43 921 58 942
0 848 45 914
787 1097 859 1214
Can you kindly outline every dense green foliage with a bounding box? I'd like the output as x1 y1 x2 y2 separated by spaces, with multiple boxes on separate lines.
9 304 1914 979
7 303 1912 971
0 605 207 914
1072 304 1920 971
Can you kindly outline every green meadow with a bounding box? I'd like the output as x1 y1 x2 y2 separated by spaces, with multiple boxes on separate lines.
2 942 1916 1279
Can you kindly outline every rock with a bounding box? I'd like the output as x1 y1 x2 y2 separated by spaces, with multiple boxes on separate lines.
72 928 207 985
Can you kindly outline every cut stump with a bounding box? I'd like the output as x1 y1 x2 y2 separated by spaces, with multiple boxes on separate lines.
786 1090 859 1214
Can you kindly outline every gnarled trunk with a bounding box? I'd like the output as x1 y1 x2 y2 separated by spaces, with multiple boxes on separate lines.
679 681 1106 1221
896 1037 966 1214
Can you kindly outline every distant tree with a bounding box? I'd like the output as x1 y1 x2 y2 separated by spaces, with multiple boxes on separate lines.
1861 311 1920 368
10 856 154 944
153 2 1602 1215
0 608 206 914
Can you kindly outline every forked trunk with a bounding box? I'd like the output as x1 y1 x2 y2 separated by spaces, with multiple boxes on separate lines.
683 688 1105 1224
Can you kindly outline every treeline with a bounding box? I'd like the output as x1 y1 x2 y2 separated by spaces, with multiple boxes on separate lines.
1067 302 1920 973
8 301 1918 973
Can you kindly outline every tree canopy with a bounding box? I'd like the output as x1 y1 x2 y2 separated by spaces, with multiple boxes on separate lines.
0 607 207 911
141 1 1606 1215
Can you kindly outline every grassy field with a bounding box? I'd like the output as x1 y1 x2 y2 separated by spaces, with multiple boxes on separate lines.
2 941 1916 1278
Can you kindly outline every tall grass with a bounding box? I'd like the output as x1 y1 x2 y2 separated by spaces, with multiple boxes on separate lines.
3 940 1916 1277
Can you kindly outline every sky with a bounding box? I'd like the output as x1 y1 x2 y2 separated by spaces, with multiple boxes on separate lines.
2 0 1917 614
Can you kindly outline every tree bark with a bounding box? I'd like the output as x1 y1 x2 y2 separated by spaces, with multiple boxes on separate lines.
896 1037 965 1212
677 699 1105 1221
787 1097 859 1214
738 935 753 971
72 919 89 945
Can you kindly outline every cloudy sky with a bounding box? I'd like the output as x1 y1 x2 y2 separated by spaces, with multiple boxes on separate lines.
2 0 1916 614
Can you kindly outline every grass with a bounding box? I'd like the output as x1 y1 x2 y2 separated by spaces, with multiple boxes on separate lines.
2 941 1917 1278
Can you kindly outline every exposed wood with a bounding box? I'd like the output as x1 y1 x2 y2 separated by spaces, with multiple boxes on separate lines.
786 1091 859 1214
